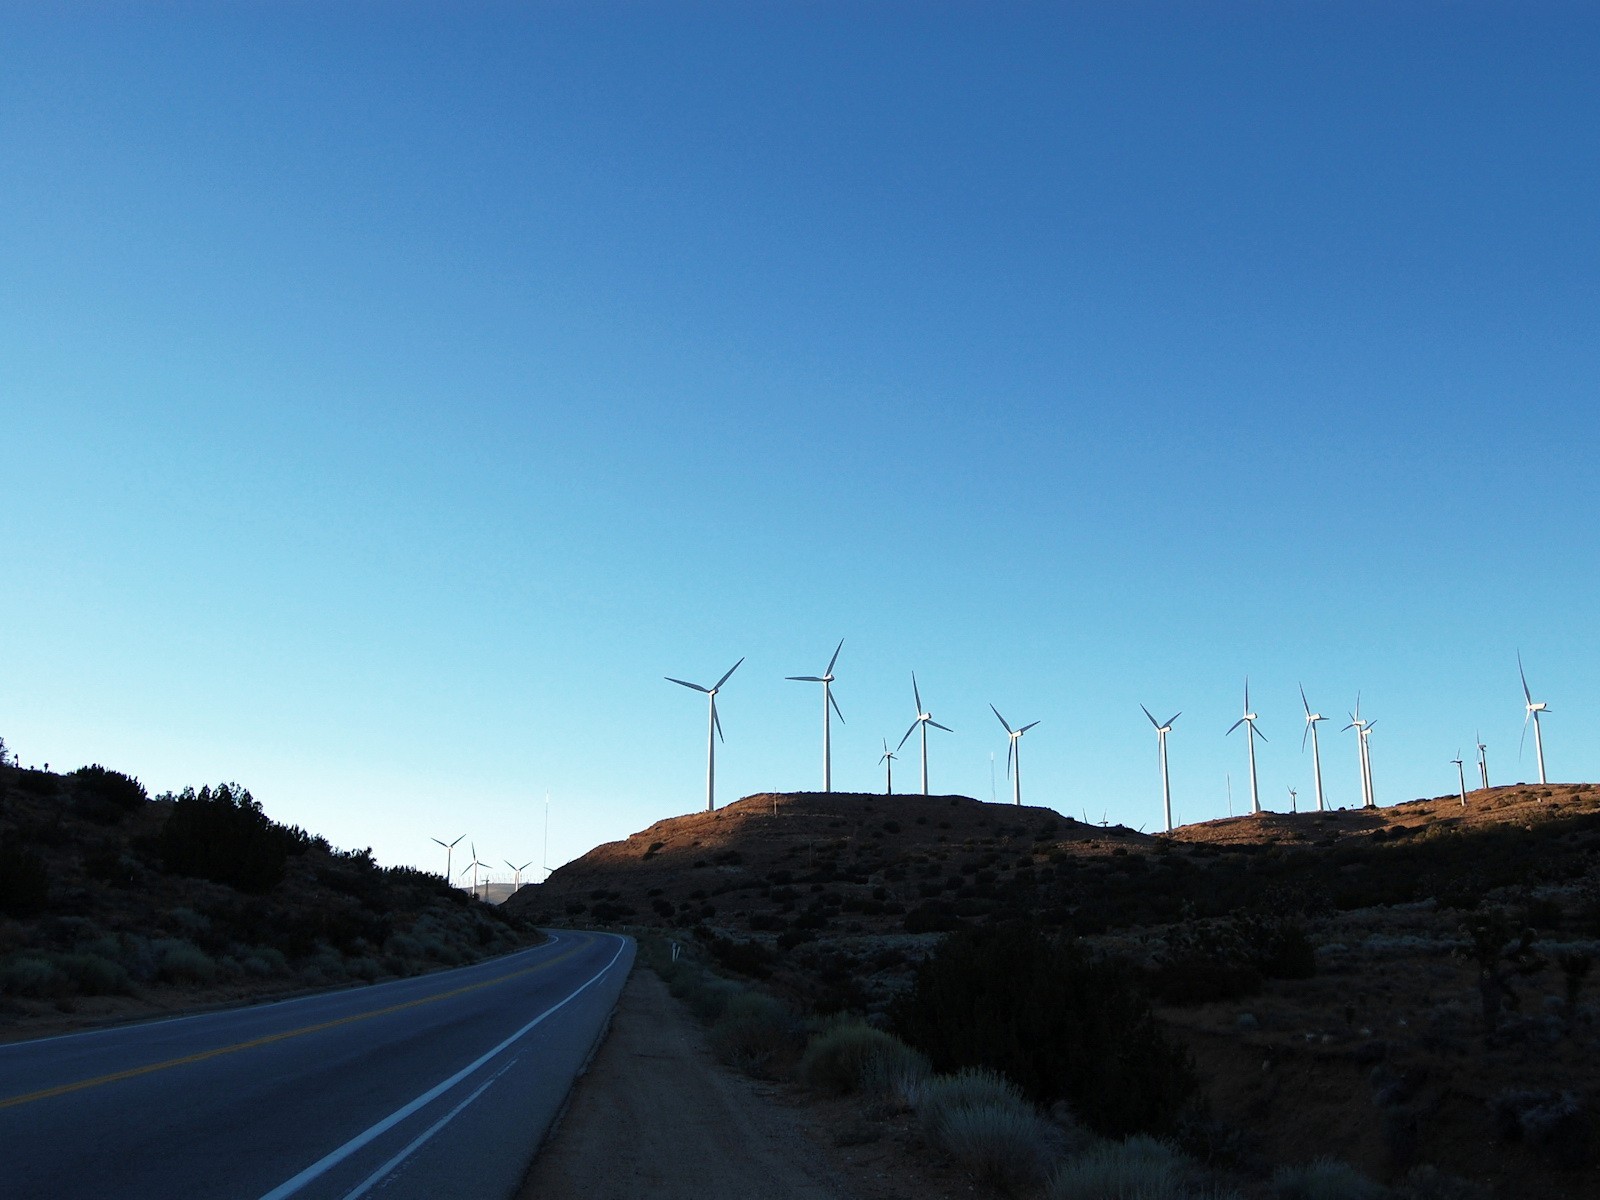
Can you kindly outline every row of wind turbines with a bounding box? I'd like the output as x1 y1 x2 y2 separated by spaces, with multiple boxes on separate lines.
429 835 535 897
669 642 1560 833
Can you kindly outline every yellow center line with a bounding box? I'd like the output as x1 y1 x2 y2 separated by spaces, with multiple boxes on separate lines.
0 944 582 1111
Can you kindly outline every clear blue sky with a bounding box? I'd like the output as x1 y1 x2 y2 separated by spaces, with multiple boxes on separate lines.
3 3 1596 881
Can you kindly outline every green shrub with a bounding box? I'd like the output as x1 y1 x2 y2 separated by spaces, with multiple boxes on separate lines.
158 783 293 893
709 990 800 1076
153 938 217 984
800 1020 923 1096
1271 1158 1384 1200
1049 1136 1192 1200
916 1068 1028 1140
892 924 1197 1136
0 954 68 997
935 1101 1059 1192
56 952 133 995
71 765 148 822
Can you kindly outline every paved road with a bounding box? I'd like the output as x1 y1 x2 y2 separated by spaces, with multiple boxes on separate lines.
0 930 633 1200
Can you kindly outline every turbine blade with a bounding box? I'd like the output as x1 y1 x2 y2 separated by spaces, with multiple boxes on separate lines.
431 838 447 848
712 697 724 742
1244 677 1251 711
1519 651 1532 704
1301 722 1310 752
714 657 744 691
830 690 845 724
1253 724 1268 743
1300 682 1311 717
1165 712 1181 728
912 672 922 713
991 704 1013 733
787 675 824 682
1520 711 1529 757
1007 740 1015 777
666 677 709 693
450 836 463 848
826 638 843 675
1140 703 1159 729
1227 718 1244 736
1019 721 1040 734
897 720 920 751
929 720 953 733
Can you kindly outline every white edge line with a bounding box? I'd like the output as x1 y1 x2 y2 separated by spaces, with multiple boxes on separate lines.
0 934 566 1052
257 933 628 1200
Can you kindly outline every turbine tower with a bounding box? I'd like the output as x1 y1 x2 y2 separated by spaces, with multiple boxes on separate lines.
1519 653 1551 786
1300 685 1329 812
991 705 1040 807
460 843 487 899
1226 679 1267 815
1141 704 1180 833
506 859 533 890
1344 699 1376 808
1452 753 1467 808
787 639 845 792
879 739 897 795
431 834 463 882
897 673 952 796
666 657 744 811
1476 732 1489 790
1288 785 1298 813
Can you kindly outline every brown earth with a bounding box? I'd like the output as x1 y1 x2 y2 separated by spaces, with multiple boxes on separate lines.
519 966 977 1200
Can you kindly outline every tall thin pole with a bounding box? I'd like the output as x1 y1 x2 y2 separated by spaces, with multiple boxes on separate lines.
706 694 717 812
1455 758 1467 807
920 721 929 795
1478 740 1489 790
1532 713 1547 785
1012 742 1022 807
1247 723 1261 814
1159 730 1172 833
885 754 892 795
822 682 832 793
1359 729 1374 807
1310 723 1326 812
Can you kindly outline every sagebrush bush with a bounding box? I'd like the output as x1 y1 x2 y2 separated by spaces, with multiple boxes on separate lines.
710 990 799 1076
800 1020 922 1095
56 952 132 995
892 924 1197 1136
1048 1135 1192 1200
0 954 68 997
1271 1158 1384 1200
153 938 216 984
915 1068 1028 1140
934 1101 1058 1193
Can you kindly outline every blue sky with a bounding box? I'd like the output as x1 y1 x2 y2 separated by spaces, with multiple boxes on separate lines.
3 3 1596 881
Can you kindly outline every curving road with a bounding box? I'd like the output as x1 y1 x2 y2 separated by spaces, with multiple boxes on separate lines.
0 930 633 1200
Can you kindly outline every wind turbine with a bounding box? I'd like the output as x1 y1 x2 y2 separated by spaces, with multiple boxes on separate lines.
431 834 464 882
666 657 744 811
1518 653 1551 786
1452 753 1467 808
460 843 487 898
879 739 897 795
991 705 1040 807
787 639 845 792
1288 785 1298 813
1226 680 1267 815
506 859 533 890
1477 732 1489 790
1141 705 1180 832
1300 685 1329 812
897 673 952 795
1343 699 1376 808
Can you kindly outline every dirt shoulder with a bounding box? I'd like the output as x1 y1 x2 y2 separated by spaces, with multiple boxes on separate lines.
519 967 857 1200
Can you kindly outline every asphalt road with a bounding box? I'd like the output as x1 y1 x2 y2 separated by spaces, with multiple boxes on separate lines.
0 929 633 1200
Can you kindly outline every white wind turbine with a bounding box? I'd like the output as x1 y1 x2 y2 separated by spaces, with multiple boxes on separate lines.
431 834 464 882
1226 680 1267 815
990 706 1040 807
1452 752 1467 808
460 843 487 898
1518 653 1551 786
1343 698 1376 808
666 657 744 812
1477 732 1489 790
787 639 845 792
506 859 533 890
1288 785 1298 813
879 739 897 795
1300 685 1329 812
897 673 953 796
1140 705 1180 833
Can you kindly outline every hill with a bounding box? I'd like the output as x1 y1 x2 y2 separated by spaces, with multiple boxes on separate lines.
0 760 542 1040
509 783 1600 1195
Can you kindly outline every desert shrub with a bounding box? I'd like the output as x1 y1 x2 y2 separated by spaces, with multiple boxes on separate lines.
1394 1165 1490 1200
701 931 776 979
1271 1158 1384 1200
71 765 148 822
1048 1136 1193 1200
158 783 292 893
670 971 742 1023
935 1101 1058 1192
153 938 217 984
55 952 133 995
0 954 68 997
903 899 963 933
892 924 1197 1136
916 1068 1028 1138
1488 1089 1591 1166
0 846 49 916
1153 911 1315 1004
709 990 800 1076
800 1020 923 1096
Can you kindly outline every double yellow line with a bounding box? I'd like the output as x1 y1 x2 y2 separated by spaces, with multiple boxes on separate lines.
0 943 581 1111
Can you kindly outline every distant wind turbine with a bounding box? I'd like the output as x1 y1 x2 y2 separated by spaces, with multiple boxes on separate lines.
879 739 897 795
431 834 464 882
1518 653 1551 786
1288 785 1298 813
506 859 533 890
1141 705 1180 832
897 673 952 796
666 657 744 811
991 705 1040 807
1452 753 1467 808
1343 698 1376 808
787 639 845 792
1226 680 1267 815
460 843 487 898
1476 732 1489 790
1300 685 1329 812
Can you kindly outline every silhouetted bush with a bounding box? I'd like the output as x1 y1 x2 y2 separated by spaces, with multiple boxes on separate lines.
1150 910 1315 1005
71 765 148 823
158 783 293 893
892 924 1196 1137
0 846 49 915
